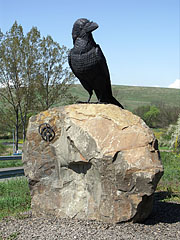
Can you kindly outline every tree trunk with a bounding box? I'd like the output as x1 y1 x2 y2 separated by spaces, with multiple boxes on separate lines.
23 124 26 142
15 108 19 153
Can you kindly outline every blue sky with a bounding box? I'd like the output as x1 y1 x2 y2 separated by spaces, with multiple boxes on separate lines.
0 0 179 88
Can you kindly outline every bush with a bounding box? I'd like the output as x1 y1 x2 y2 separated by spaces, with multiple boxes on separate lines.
143 105 160 128
0 143 6 155
0 134 11 140
157 152 180 202
133 104 180 128
159 114 180 152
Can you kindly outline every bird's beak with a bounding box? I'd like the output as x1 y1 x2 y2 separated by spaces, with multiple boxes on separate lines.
85 21 99 33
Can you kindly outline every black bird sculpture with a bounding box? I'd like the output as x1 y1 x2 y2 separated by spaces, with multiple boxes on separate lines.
68 18 124 108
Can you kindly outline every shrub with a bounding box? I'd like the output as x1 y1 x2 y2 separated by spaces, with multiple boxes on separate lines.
159 114 180 152
0 143 6 155
133 104 180 128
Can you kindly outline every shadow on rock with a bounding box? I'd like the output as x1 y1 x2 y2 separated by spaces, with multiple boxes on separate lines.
144 191 180 225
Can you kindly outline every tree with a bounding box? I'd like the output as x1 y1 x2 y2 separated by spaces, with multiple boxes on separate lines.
134 103 180 128
133 105 150 119
143 105 160 128
18 26 41 140
35 35 75 111
0 22 30 151
0 99 20 136
154 102 180 128
0 22 75 151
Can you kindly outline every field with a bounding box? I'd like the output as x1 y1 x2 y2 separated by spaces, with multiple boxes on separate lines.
0 159 22 168
0 138 23 156
69 84 180 111
0 178 31 219
157 152 180 202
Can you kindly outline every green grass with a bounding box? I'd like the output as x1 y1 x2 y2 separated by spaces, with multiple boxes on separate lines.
157 152 180 202
160 152 180 182
0 160 23 168
0 144 7 155
0 232 20 240
0 140 23 156
0 141 23 168
69 84 180 111
0 143 13 156
152 128 167 140
0 139 13 143
159 146 171 151
0 178 31 219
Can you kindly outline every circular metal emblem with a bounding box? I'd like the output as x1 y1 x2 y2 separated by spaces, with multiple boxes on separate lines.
38 123 55 142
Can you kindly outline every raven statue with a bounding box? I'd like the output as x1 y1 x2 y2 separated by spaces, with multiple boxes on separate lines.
68 18 124 108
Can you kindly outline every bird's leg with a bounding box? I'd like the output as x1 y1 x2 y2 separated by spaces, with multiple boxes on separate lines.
98 101 108 104
97 98 108 105
87 92 92 103
76 92 93 104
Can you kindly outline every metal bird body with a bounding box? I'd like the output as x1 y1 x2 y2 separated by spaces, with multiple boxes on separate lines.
68 18 124 108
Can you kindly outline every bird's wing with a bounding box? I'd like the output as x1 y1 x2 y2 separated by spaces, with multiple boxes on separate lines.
95 45 111 81
68 49 93 95
68 50 85 78
95 45 112 93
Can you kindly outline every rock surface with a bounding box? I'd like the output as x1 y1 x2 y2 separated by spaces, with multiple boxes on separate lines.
23 104 163 223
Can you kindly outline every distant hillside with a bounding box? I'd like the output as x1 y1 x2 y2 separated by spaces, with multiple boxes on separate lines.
69 84 180 111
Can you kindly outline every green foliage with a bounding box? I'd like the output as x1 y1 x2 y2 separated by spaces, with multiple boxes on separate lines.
143 105 160 128
160 152 180 182
133 105 150 119
35 35 75 110
0 142 14 155
133 105 160 128
0 144 6 155
133 103 180 128
0 178 31 219
157 152 180 202
6 232 20 240
159 125 175 147
159 114 180 152
171 114 180 152
0 21 76 142
152 128 166 140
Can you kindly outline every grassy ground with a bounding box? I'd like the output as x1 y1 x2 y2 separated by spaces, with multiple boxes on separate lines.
157 152 180 203
0 160 23 168
69 84 180 111
0 144 13 156
0 178 31 219
0 144 6 154
0 142 23 168
0 139 23 156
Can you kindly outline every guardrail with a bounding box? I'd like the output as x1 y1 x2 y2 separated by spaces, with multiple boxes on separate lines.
0 167 24 179
0 155 22 161
0 155 24 179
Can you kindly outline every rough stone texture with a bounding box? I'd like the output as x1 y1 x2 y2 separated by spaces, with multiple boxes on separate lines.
23 104 163 223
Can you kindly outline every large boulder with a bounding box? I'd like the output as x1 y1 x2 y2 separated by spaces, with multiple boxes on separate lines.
23 104 163 223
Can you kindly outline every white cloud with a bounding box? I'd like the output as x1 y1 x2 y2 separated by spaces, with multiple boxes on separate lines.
168 79 180 89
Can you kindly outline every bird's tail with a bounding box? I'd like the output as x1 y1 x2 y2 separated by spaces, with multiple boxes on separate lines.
110 96 124 109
